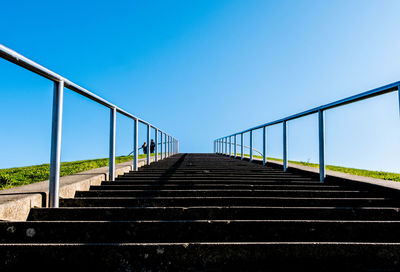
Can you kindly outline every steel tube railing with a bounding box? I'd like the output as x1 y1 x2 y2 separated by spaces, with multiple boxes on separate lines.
250 131 254 162
215 82 400 182
262 126 266 166
109 107 116 180
164 133 167 158
155 129 158 162
318 109 326 182
234 135 237 158
160 133 163 160
147 125 151 165
241 133 244 160
283 120 288 172
48 80 64 208
0 44 178 207
133 118 138 171
229 137 232 157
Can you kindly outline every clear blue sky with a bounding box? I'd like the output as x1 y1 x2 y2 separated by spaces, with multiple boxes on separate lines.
1 0 399 172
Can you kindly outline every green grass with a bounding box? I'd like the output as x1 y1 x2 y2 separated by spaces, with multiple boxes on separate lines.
237 154 400 182
0 154 154 190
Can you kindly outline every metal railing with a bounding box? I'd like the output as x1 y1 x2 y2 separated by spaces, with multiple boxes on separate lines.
0 44 179 208
214 82 400 182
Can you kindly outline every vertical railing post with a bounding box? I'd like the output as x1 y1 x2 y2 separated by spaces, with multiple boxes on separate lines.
283 120 288 172
234 135 237 158
263 126 266 166
160 132 163 160
109 107 116 181
49 80 64 208
318 110 326 182
225 137 228 156
147 124 150 165
167 135 170 157
155 129 158 162
240 133 244 160
249 130 253 162
224 138 226 155
165 133 168 158
133 118 138 171
229 136 232 157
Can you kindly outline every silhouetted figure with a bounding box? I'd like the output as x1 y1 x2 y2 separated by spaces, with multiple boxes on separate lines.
150 139 155 153
142 142 147 154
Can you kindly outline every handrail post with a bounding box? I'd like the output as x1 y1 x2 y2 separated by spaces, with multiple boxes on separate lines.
147 124 150 165
234 135 237 158
225 137 228 156
241 133 244 160
133 118 138 171
160 133 163 160
283 120 288 172
167 135 169 157
49 80 64 208
249 130 253 162
263 126 266 166
155 129 158 162
229 136 232 157
165 133 167 158
109 107 116 181
318 110 326 182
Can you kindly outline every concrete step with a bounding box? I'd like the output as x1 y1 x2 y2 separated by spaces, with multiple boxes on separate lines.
94 184 346 190
107 180 322 185
28 206 400 221
3 220 400 243
1 242 400 271
74 189 373 198
115 176 316 181
60 196 396 207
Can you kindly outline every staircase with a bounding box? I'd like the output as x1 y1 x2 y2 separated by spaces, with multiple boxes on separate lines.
1 153 400 271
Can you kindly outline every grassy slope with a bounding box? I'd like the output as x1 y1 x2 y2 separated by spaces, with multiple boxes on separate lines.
244 154 400 182
0 154 153 190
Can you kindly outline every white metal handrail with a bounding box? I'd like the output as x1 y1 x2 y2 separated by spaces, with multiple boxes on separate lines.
0 44 179 207
214 82 400 182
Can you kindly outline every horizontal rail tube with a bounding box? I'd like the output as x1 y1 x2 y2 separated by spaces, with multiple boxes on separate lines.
220 82 400 138
0 44 167 134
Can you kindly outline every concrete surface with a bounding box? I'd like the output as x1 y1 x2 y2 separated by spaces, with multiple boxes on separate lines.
0 157 157 221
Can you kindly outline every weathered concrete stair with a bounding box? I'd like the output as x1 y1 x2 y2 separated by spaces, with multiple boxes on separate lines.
1 153 400 271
